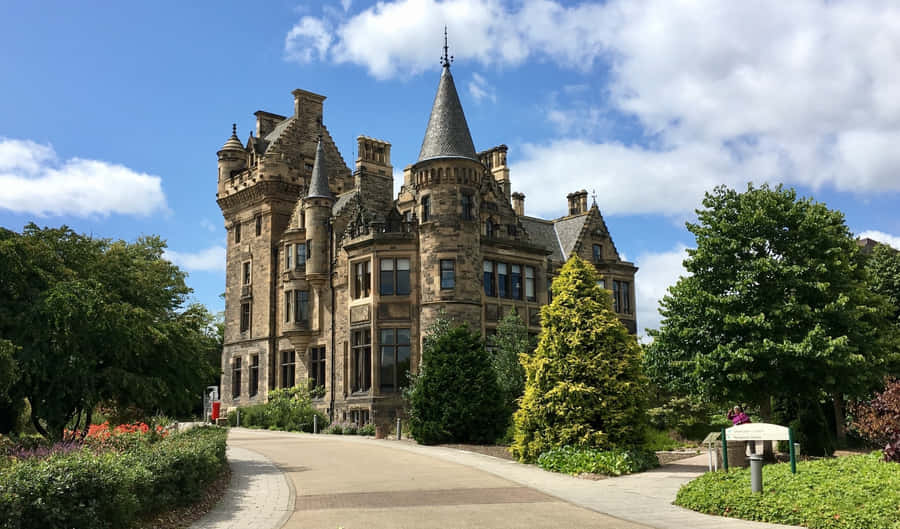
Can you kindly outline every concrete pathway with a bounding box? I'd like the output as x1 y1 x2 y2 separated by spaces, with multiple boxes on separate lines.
196 428 798 529
189 445 294 529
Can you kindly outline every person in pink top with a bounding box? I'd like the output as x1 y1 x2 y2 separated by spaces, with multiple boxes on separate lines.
727 405 751 425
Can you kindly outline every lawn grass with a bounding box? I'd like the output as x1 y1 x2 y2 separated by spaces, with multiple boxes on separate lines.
675 452 900 529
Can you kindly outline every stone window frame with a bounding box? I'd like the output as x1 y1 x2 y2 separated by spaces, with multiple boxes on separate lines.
295 243 307 268
593 244 603 263
234 221 242 244
485 217 495 238
421 195 431 222
309 346 327 395
294 290 310 325
232 356 242 399
525 265 536 301
242 261 252 286
379 257 411 297
285 243 293 271
612 279 632 315
351 328 372 394
483 260 495 297
280 350 296 389
439 259 455 290
255 215 262 237
460 192 475 221
353 258 372 299
379 328 411 393
240 302 251 333
249 354 259 397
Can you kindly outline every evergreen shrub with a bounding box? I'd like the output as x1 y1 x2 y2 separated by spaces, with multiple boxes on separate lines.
407 319 506 445
512 256 647 462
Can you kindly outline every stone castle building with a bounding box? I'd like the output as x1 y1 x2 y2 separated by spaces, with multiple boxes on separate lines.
217 47 637 427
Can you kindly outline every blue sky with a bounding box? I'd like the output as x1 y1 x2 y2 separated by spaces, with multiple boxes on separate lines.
2 0 899 336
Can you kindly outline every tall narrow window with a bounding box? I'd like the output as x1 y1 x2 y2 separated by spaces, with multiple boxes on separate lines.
240 302 251 332
380 328 411 392
511 264 522 300
306 240 312 259
296 243 306 267
285 289 292 323
354 261 371 298
613 280 631 314
485 219 494 238
461 193 474 220
234 222 241 243
396 258 410 295
281 350 295 388
232 357 242 398
285 244 293 270
309 346 326 392
295 290 309 325
242 261 251 285
525 266 535 301
351 329 371 393
380 259 394 296
421 195 431 222
249 355 259 397
593 244 602 262
497 263 508 298
440 259 455 289
483 260 494 296
255 215 262 236
613 280 620 313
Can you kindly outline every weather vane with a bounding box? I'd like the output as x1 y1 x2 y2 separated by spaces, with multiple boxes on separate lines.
441 26 454 67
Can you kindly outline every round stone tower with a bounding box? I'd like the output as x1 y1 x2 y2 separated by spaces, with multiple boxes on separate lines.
414 36 485 333
303 136 334 284
216 124 247 197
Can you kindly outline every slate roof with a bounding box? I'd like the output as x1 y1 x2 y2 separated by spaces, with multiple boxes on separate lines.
554 214 589 260
332 190 358 216
263 117 294 153
306 137 333 200
417 65 478 163
520 217 564 262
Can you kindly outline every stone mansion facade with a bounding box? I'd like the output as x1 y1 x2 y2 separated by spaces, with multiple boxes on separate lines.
217 55 637 428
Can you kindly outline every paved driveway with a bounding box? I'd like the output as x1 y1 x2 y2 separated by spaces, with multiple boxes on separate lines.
228 428 649 529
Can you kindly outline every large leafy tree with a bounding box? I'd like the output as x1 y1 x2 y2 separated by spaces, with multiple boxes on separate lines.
646 185 898 435
0 224 218 440
511 256 646 462
866 243 900 327
406 317 506 445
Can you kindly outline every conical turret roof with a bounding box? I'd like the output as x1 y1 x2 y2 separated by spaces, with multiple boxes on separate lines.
306 136 333 200
220 124 245 152
417 64 478 163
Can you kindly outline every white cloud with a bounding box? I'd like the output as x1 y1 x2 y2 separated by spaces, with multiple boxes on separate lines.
468 72 496 103
163 246 226 273
0 138 167 217
341 0 352 12
200 218 218 233
634 244 689 337
857 230 900 251
288 0 900 215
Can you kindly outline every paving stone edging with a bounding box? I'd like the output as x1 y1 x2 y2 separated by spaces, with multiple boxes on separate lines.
189 445 295 529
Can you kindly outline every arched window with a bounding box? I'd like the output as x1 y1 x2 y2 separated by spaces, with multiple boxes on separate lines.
485 218 495 238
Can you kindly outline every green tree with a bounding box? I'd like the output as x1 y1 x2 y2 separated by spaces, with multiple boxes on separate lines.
0 224 218 440
0 338 21 434
646 184 898 449
866 243 900 326
511 256 646 462
406 317 506 445
487 308 532 415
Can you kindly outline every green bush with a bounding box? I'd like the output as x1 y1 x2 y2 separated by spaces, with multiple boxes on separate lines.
324 423 343 435
537 446 659 476
406 318 507 445
642 428 681 451
0 426 226 529
226 386 328 433
358 423 375 436
676 452 899 529
512 257 647 462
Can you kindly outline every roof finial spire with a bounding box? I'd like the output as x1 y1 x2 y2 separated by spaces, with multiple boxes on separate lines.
440 26 453 68
591 189 598 206
231 123 237 136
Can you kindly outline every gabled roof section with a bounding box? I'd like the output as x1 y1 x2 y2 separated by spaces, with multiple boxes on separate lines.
306 137 333 200
417 65 478 163
553 214 589 260
263 117 294 150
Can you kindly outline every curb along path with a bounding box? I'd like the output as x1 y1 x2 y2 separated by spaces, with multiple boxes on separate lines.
189 445 295 529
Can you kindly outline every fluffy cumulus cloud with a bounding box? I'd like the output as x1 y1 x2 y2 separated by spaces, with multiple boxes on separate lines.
634 244 689 337
163 246 226 273
286 0 900 217
0 138 167 217
858 230 900 251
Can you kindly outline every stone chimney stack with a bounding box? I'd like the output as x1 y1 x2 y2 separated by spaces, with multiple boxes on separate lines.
511 192 525 216
254 111 286 139
354 135 394 213
291 89 325 124
567 190 589 215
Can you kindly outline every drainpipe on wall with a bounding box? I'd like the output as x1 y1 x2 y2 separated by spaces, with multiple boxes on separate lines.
329 218 336 422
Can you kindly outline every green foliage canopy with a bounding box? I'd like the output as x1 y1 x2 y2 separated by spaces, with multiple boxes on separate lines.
487 308 532 414
406 317 506 445
0 224 219 440
646 184 898 412
866 243 900 326
511 256 646 462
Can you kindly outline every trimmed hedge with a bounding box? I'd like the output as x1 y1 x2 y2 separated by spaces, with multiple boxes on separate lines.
537 446 660 476
0 426 227 529
226 386 328 433
675 452 900 529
